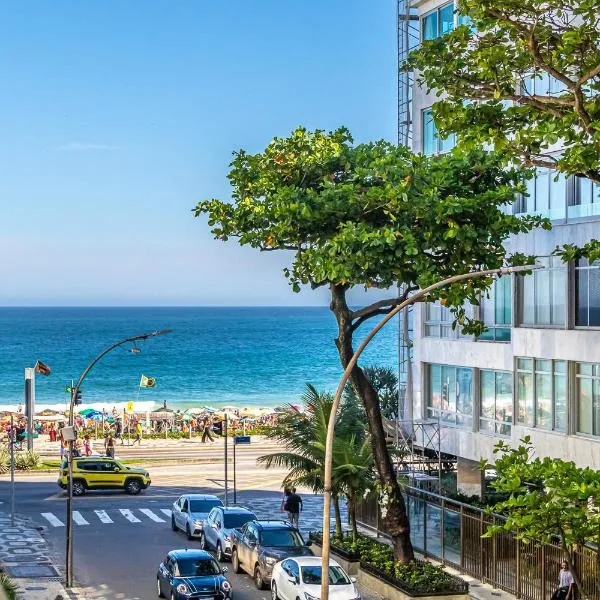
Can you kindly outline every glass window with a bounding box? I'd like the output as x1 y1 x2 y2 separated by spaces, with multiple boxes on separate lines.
422 3 454 41
479 276 512 341
575 259 600 327
424 301 470 339
576 362 600 437
517 168 567 219
568 176 600 219
422 108 455 156
427 364 473 428
516 357 567 432
480 370 513 435
519 256 567 326
422 11 438 41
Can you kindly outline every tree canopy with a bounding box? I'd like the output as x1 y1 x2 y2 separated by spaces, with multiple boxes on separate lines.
408 0 600 183
482 438 600 597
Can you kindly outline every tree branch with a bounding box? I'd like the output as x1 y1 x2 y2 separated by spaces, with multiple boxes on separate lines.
579 63 600 85
350 287 417 331
260 245 300 252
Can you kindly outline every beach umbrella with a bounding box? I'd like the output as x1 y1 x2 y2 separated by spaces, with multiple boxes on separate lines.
78 409 95 416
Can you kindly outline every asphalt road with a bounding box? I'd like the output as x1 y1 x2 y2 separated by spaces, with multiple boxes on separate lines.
0 478 358 600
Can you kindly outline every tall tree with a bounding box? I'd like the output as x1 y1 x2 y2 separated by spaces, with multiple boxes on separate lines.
195 127 545 561
408 0 600 183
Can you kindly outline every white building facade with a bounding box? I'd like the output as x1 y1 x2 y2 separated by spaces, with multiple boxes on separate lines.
407 0 600 494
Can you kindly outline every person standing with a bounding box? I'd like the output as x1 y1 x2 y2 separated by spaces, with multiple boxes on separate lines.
281 487 292 519
286 488 303 529
133 421 142 445
551 561 574 600
49 423 56 442
115 418 123 445
105 434 115 458
83 435 92 456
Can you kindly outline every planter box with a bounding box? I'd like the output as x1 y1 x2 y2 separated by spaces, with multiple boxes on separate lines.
358 562 469 600
308 541 360 576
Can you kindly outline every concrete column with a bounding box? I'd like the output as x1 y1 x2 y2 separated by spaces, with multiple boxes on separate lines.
456 457 484 497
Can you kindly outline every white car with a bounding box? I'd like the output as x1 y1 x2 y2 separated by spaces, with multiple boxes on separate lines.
171 494 223 540
271 556 360 600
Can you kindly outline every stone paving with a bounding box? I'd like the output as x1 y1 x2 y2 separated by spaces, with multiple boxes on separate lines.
0 511 70 599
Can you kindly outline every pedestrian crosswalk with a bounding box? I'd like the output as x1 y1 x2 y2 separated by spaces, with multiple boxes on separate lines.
40 507 172 528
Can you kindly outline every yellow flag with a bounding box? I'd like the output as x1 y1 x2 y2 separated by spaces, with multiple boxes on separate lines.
126 401 135 414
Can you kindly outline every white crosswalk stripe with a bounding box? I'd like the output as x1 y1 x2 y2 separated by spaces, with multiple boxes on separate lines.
41 512 64 527
72 511 89 525
160 509 172 518
94 510 113 524
119 509 141 523
139 508 165 523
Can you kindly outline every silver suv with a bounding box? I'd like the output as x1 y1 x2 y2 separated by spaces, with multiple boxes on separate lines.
201 506 257 561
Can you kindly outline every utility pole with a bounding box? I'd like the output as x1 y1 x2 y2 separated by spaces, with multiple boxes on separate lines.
224 415 228 507
10 415 15 526
233 433 237 505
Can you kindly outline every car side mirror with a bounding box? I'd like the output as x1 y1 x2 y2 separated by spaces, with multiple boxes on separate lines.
114 467 120 472
350 576 357 583
305 540 312 547
222 567 228 574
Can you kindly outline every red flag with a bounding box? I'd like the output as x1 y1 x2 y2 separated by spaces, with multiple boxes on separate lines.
34 360 51 376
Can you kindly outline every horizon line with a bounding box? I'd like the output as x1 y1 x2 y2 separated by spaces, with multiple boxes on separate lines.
0 304 335 309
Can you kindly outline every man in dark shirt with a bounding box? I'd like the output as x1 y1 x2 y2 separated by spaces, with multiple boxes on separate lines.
285 488 303 528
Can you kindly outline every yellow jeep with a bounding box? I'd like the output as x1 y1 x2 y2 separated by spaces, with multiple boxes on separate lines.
58 456 151 496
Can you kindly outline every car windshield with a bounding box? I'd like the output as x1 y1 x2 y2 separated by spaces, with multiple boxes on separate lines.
301 566 350 586
260 528 304 547
176 558 221 577
189 500 222 513
223 513 256 528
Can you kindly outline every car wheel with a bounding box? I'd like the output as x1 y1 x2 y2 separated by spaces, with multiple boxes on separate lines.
271 581 279 600
171 515 177 532
231 549 241 574
216 542 224 562
125 479 142 495
254 566 265 590
199 533 206 549
72 480 86 496
157 578 164 598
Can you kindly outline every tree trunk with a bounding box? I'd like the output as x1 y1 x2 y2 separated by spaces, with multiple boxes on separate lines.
332 494 343 537
330 284 414 563
348 491 358 540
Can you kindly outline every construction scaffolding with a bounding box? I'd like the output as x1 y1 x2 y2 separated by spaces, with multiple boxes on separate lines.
397 0 420 148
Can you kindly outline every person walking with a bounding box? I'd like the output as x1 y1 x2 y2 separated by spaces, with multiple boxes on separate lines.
201 419 214 443
49 423 57 442
281 487 292 519
115 418 123 445
105 434 115 458
286 488 303 529
551 561 574 600
133 421 142 445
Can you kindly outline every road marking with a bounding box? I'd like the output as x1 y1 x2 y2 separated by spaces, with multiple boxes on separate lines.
41 512 64 527
94 510 113 523
139 508 165 522
120 509 141 523
72 511 89 525
160 509 172 517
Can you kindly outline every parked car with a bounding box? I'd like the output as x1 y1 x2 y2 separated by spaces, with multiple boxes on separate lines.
230 520 312 589
171 494 223 540
57 456 151 496
201 506 258 561
156 548 232 600
271 556 360 600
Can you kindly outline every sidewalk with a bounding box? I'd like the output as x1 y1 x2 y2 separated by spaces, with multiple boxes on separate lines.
0 511 71 599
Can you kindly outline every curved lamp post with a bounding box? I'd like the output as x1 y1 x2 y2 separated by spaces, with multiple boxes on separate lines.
65 328 173 588
319 265 538 600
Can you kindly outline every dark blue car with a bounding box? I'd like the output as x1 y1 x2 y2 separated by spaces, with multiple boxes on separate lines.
157 549 232 600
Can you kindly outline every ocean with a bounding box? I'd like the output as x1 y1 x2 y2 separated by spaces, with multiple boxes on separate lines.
0 307 398 413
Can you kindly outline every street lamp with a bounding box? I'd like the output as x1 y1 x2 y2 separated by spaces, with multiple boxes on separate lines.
319 265 539 600
64 328 172 588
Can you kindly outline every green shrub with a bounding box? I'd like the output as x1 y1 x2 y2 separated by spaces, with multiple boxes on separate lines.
15 450 40 471
0 571 19 600
0 449 8 474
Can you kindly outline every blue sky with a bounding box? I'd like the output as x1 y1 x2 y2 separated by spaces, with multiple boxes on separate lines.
0 1 397 306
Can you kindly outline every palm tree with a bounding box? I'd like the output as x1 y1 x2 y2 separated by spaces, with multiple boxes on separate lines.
258 384 372 537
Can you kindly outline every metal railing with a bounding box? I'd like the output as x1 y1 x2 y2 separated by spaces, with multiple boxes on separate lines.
356 487 599 600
